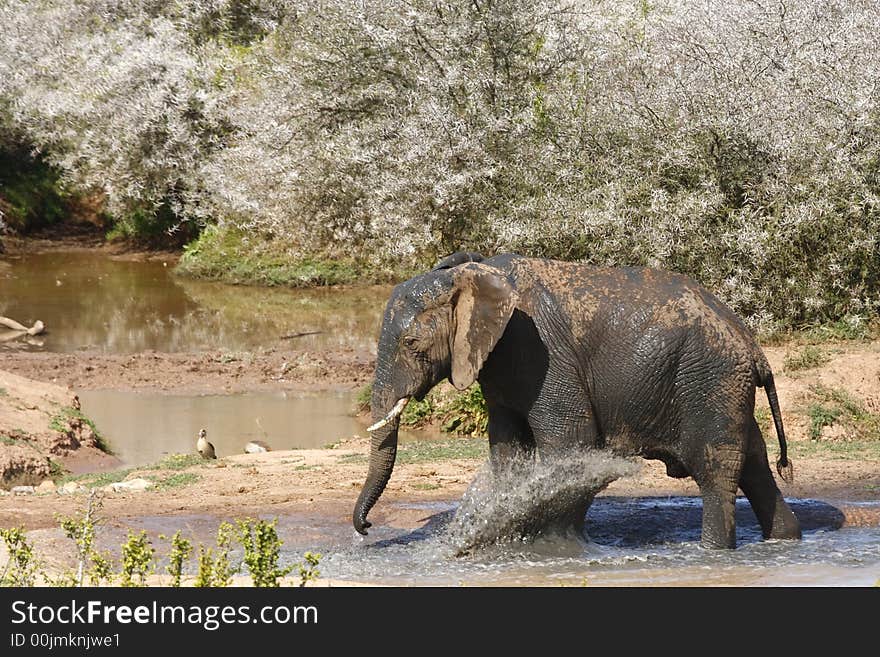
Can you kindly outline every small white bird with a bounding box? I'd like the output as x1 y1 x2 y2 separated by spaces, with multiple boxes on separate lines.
244 440 271 454
197 428 216 459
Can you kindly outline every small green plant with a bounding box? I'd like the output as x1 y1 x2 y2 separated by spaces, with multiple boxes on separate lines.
440 385 488 437
803 316 875 342
805 384 880 441
194 522 235 587
402 396 438 426
808 403 843 441
162 531 193 587
297 552 321 587
118 530 155 587
355 384 372 413
57 490 112 586
388 383 489 438
783 345 830 372
236 518 292 587
0 527 40 587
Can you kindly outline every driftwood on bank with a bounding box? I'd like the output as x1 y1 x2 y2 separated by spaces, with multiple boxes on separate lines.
0 316 45 342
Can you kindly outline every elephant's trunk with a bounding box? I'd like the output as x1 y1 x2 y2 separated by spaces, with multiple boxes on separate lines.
352 393 409 535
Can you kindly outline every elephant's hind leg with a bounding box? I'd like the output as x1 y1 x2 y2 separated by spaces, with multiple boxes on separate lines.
690 440 745 549
739 421 801 541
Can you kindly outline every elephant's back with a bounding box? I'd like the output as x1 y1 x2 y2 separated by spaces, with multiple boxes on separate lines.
503 257 760 360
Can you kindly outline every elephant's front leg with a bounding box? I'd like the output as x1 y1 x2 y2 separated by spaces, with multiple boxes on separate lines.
487 404 535 479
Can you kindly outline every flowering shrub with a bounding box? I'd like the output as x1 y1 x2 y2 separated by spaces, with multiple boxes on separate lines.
1 1 878 328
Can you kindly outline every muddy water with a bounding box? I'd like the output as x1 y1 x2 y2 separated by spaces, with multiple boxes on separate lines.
317 498 880 586
107 498 880 586
0 251 388 353
77 389 367 465
77 389 433 466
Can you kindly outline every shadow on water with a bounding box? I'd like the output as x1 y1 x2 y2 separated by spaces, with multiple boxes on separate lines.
363 496 847 553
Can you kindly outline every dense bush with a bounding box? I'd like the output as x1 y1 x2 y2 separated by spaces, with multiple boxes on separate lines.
2 1 879 328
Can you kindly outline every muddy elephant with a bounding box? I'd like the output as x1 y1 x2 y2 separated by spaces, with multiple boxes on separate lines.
353 252 802 548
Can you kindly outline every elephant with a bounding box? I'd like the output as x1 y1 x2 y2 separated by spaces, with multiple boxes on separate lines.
353 252 802 549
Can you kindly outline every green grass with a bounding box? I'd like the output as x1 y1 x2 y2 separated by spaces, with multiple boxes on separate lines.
338 438 487 465
57 453 208 487
412 482 442 490
783 345 831 372
146 454 204 470
766 436 880 461
153 472 200 490
176 225 363 287
396 438 487 464
761 315 880 346
803 384 880 441
48 406 112 454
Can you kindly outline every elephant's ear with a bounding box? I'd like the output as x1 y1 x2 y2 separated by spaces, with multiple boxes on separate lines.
449 263 517 390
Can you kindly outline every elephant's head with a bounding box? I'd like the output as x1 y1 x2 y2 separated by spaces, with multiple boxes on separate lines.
352 256 518 534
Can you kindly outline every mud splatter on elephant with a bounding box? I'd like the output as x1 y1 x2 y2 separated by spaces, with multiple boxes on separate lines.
354 252 801 549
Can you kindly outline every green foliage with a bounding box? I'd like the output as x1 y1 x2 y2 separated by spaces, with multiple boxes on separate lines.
236 518 292 587
807 403 843 441
0 138 68 232
176 226 362 287
806 385 880 441
57 491 112 586
194 522 235 588
118 530 155 587
354 384 372 413
162 531 193 587
440 386 489 437
0 527 40 587
802 317 876 343
297 552 321 588
784 346 831 373
48 407 111 454
360 382 490 438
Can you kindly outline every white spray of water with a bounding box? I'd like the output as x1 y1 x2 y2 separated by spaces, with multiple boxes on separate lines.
443 450 640 555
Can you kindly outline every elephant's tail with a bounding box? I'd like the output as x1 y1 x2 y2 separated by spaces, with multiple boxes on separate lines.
754 356 794 484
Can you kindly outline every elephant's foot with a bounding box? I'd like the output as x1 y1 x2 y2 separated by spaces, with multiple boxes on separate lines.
698 485 738 549
760 495 801 540
739 444 802 541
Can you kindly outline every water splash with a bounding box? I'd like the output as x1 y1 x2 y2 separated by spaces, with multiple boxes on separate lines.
443 451 639 554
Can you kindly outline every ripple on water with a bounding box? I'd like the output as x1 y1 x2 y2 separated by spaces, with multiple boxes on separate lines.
319 495 880 586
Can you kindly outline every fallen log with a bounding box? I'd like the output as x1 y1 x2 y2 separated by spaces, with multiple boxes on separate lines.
0 316 44 336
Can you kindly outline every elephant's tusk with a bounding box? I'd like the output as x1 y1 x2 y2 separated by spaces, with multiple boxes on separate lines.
367 398 410 432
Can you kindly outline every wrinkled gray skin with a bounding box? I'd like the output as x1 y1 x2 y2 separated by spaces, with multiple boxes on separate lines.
353 252 802 549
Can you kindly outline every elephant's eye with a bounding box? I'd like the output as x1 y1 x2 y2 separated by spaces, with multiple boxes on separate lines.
402 335 420 349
